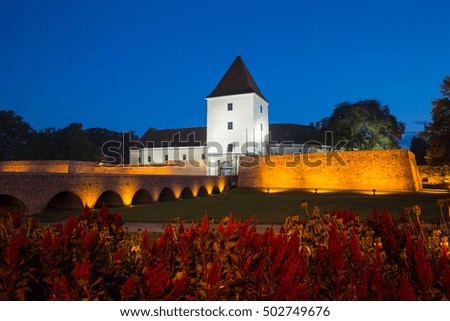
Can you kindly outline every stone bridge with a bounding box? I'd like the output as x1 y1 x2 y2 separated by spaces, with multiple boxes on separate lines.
0 169 236 215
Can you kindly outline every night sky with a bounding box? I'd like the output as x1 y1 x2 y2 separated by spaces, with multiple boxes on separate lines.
1 0 450 146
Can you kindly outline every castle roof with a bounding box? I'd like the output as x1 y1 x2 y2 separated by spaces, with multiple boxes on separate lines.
137 124 321 148
137 127 207 148
206 56 268 103
268 123 322 144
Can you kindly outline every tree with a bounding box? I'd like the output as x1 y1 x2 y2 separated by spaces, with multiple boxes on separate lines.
0 110 36 160
418 76 450 166
85 128 139 164
410 136 427 165
31 123 99 161
321 100 405 150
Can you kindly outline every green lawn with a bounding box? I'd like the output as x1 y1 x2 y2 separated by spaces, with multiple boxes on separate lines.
34 188 450 225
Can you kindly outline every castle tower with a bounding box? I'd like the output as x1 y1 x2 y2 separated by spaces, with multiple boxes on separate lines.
206 56 269 175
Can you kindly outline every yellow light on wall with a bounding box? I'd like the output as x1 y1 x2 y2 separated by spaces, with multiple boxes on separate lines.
173 187 182 199
205 184 213 195
122 193 133 206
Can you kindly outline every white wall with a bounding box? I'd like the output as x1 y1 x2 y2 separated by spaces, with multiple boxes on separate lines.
206 93 269 156
252 95 269 154
130 149 140 164
131 146 206 165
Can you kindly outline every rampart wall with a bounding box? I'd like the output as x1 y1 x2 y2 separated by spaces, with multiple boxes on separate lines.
238 150 422 192
0 160 206 175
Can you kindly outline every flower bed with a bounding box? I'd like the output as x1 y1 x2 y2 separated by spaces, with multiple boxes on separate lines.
0 204 449 300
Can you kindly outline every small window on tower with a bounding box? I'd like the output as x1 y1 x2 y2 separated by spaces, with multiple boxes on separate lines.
227 143 234 152
165 155 169 161
261 123 263 131
227 103 233 111
201 154 206 160
228 122 233 130
182 154 187 160
260 105 263 113
148 156 151 163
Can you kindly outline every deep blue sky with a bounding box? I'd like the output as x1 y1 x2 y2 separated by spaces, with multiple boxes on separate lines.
1 0 450 145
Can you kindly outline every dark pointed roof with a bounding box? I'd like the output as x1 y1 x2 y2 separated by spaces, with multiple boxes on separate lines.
206 56 268 102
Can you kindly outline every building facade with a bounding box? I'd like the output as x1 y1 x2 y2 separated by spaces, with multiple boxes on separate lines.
130 56 326 175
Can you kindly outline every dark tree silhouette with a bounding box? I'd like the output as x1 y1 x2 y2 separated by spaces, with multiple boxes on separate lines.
0 110 36 160
321 100 405 150
410 136 427 165
418 76 450 166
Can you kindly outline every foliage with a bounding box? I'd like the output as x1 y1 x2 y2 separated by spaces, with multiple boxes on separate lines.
410 136 427 165
418 75 450 166
321 100 405 150
85 128 138 164
32 123 99 161
0 109 137 163
0 110 36 160
1 204 450 300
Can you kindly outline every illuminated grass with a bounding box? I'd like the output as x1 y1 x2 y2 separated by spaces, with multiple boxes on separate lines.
34 188 449 225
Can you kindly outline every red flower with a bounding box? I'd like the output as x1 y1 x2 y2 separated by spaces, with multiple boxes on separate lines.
399 271 416 301
415 237 433 298
82 204 91 218
52 235 62 252
369 243 385 300
73 256 90 280
60 275 71 301
63 215 76 236
11 211 21 229
113 213 122 227
40 230 52 250
121 274 136 300
207 257 221 286
141 230 149 251
349 227 362 264
113 248 123 262
328 222 344 273
184 223 195 241
6 232 28 269
171 275 188 299
55 223 63 234
82 230 98 249
145 264 170 299
199 214 210 236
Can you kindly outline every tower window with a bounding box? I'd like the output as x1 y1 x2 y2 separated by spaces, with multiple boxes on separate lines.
165 155 169 161
227 122 233 130
182 154 187 160
201 154 206 160
227 103 233 111
227 143 234 152
148 156 151 162
261 123 263 131
260 105 263 113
